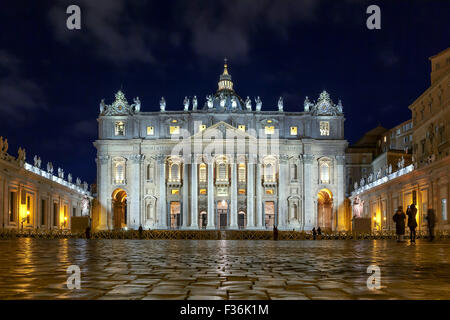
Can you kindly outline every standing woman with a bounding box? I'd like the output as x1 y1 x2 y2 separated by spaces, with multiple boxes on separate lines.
407 204 418 243
393 206 406 242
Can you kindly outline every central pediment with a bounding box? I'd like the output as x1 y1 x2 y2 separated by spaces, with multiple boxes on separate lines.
189 121 256 141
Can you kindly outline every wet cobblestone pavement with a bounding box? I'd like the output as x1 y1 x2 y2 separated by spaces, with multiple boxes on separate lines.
0 239 449 300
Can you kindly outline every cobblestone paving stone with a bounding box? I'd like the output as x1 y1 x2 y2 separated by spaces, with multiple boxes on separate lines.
0 238 449 300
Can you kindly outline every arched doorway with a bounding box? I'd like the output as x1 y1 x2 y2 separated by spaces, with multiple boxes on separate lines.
317 189 333 231
112 189 127 229
217 200 228 229
238 210 246 229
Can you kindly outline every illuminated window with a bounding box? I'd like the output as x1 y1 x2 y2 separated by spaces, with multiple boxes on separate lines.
199 124 206 132
265 126 275 135
147 126 154 135
264 162 276 182
319 121 329 136
169 162 180 182
239 189 246 195
171 189 179 195
171 119 178 123
199 189 207 195
320 162 330 184
114 162 125 184
238 163 246 182
266 189 274 195
238 125 246 132
267 120 272 123
26 195 31 223
115 121 125 136
383 136 387 142
170 126 180 134
290 126 298 135
199 163 207 182
218 163 227 181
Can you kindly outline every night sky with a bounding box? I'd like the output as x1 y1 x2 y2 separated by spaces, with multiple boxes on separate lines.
0 0 449 185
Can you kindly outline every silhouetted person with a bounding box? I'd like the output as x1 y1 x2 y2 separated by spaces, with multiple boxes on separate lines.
138 225 143 239
426 208 436 242
312 227 317 240
85 226 91 239
393 206 406 242
273 225 279 241
317 226 322 236
407 204 417 243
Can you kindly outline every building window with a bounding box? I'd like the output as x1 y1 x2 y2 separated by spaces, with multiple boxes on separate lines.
147 126 154 135
238 125 246 132
26 195 31 223
146 163 154 181
114 161 125 184
9 191 17 222
170 126 180 135
266 189 274 195
320 162 330 184
383 136 387 142
442 199 448 221
218 163 227 181
199 124 206 132
199 189 207 195
290 126 298 135
72 207 76 217
238 163 246 182
265 126 275 135
115 121 125 136
319 121 329 136
264 162 276 182
53 203 58 227
169 162 181 182
199 163 207 183
41 199 46 225
239 189 246 195
171 189 179 195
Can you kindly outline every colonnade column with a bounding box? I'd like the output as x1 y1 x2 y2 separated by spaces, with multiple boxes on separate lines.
182 160 189 229
336 155 346 231
303 154 314 231
277 155 288 229
129 154 143 230
256 159 263 228
229 160 238 229
206 160 215 229
190 156 199 229
246 156 255 229
157 155 167 229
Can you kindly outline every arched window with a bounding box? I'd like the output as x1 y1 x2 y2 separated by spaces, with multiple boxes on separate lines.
218 163 227 181
199 163 207 182
146 163 154 181
169 163 180 182
264 163 275 182
113 158 126 184
320 162 330 184
290 163 298 180
238 163 246 182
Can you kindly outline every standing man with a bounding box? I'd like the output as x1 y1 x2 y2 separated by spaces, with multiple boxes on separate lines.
426 209 436 242
407 204 418 244
393 206 406 242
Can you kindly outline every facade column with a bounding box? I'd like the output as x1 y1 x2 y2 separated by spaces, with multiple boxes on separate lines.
256 160 263 228
129 154 143 230
246 157 255 229
182 161 189 229
277 155 288 230
206 160 215 229
229 160 238 229
190 157 199 229
336 155 346 231
97 155 110 230
157 155 167 229
303 154 314 231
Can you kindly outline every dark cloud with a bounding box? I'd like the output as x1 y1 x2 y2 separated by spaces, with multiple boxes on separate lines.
0 50 46 122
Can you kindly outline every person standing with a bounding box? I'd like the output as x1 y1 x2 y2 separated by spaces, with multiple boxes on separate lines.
138 225 143 239
312 227 317 240
407 204 418 243
426 209 436 241
317 226 322 236
273 225 279 241
393 206 406 242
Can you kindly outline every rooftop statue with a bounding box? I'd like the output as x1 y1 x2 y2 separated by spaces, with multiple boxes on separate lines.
68 173 72 183
132 97 141 113
304 96 313 112
245 96 251 110
99 99 105 113
278 96 283 112
183 96 189 111
337 99 343 113
231 95 237 109
47 162 53 174
192 96 198 110
255 96 262 111
160 97 166 112
206 95 213 109
219 93 226 108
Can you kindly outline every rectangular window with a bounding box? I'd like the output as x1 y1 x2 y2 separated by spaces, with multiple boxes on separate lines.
53 203 58 227
266 189 274 195
442 199 448 221
171 189 179 195
290 126 298 135
72 207 77 217
146 126 154 135
265 126 275 135
238 125 246 132
239 189 246 195
238 163 246 183
319 121 329 136
41 199 46 225
115 121 125 136
199 189 207 195
26 196 31 223
169 126 180 134
9 191 17 222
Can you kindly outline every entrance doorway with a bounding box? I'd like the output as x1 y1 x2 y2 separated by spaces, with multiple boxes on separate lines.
112 189 127 229
238 211 246 229
199 211 207 229
264 201 275 228
170 201 181 229
217 200 228 229
317 188 333 231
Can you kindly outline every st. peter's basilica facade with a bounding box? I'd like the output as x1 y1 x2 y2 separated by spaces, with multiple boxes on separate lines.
94 61 348 231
